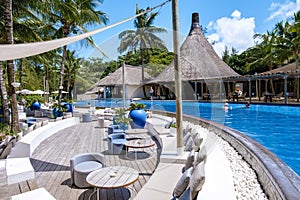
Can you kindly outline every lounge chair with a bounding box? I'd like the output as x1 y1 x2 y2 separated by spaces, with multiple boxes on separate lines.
70 153 105 188
274 92 284 101
239 92 247 101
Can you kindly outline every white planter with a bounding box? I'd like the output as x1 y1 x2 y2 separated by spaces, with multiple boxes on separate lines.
170 127 176 135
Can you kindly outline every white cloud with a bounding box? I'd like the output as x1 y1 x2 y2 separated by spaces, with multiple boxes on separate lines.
207 10 255 58
231 10 241 19
207 21 214 30
267 0 300 21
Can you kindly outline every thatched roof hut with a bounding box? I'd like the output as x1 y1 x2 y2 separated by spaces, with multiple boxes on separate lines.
148 13 240 84
96 64 151 86
259 62 299 76
84 64 152 99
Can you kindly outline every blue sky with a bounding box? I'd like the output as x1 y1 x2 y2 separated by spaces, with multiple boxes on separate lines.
72 0 300 60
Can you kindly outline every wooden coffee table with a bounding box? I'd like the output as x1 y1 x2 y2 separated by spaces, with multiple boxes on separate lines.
86 166 139 200
124 138 155 160
125 128 148 135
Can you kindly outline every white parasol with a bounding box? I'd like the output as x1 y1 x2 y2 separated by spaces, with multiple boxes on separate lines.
51 90 68 94
16 89 33 94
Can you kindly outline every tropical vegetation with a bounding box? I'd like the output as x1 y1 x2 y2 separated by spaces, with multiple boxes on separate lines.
222 11 300 98
0 0 299 133
118 4 168 96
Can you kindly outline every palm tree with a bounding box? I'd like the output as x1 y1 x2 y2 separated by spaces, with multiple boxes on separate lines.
287 12 300 101
1 0 50 130
274 11 300 100
0 0 10 125
247 31 278 93
65 50 81 100
118 4 167 97
4 0 21 133
44 0 108 105
0 63 10 125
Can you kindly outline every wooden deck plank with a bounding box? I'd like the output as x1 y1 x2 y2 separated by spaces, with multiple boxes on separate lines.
27 119 156 200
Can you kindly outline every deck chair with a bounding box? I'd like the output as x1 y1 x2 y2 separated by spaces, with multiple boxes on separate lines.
239 92 247 101
274 92 283 101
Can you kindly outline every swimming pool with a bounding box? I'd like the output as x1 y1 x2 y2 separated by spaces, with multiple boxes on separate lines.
75 99 300 175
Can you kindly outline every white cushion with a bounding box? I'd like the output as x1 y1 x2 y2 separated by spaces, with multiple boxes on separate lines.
189 161 205 199
193 146 207 167
192 134 203 152
184 150 195 171
173 167 193 197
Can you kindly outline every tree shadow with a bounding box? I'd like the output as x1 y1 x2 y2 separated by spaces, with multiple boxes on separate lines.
30 158 70 172
78 188 131 200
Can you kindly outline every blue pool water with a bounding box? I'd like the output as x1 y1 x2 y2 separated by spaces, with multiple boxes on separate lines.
75 99 300 175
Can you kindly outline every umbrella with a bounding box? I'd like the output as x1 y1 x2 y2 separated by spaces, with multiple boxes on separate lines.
32 90 45 95
51 90 68 94
16 89 32 94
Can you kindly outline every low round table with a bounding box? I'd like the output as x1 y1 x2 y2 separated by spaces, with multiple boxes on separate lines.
125 129 148 135
86 166 139 200
124 138 155 160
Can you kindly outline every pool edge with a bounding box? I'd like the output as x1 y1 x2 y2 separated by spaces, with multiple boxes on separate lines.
152 109 300 200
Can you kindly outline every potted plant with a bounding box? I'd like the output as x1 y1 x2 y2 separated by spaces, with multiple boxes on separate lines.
113 108 132 130
170 123 176 135
52 103 68 118
128 102 147 129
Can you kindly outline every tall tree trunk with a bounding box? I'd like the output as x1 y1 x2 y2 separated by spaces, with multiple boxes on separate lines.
295 49 299 102
67 70 71 100
4 0 20 132
269 62 275 94
0 62 10 124
58 45 67 105
45 65 49 103
140 47 146 98
18 59 23 91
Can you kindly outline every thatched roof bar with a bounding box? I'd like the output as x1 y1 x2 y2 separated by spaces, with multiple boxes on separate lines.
96 64 151 86
147 13 240 84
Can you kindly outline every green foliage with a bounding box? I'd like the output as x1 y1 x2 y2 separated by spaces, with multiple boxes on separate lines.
22 95 44 108
222 10 300 75
76 58 122 94
113 108 132 125
118 52 142 66
170 123 176 128
0 124 16 136
129 102 146 110
52 103 68 112
118 48 174 78
118 4 168 68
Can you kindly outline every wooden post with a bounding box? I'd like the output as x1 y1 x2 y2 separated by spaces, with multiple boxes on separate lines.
122 62 126 108
284 74 288 104
172 0 183 155
248 78 251 102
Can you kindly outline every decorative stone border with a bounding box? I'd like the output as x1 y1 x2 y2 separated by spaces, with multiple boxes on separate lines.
151 110 300 200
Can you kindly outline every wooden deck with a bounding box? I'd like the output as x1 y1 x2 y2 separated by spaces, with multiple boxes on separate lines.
0 120 157 200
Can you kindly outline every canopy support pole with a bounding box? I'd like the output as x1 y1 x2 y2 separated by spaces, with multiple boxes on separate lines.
284 75 288 104
172 0 183 155
248 78 251 103
122 62 126 108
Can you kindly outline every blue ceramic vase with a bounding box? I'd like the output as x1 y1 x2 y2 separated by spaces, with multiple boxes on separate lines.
31 102 41 110
53 108 63 118
129 109 147 129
